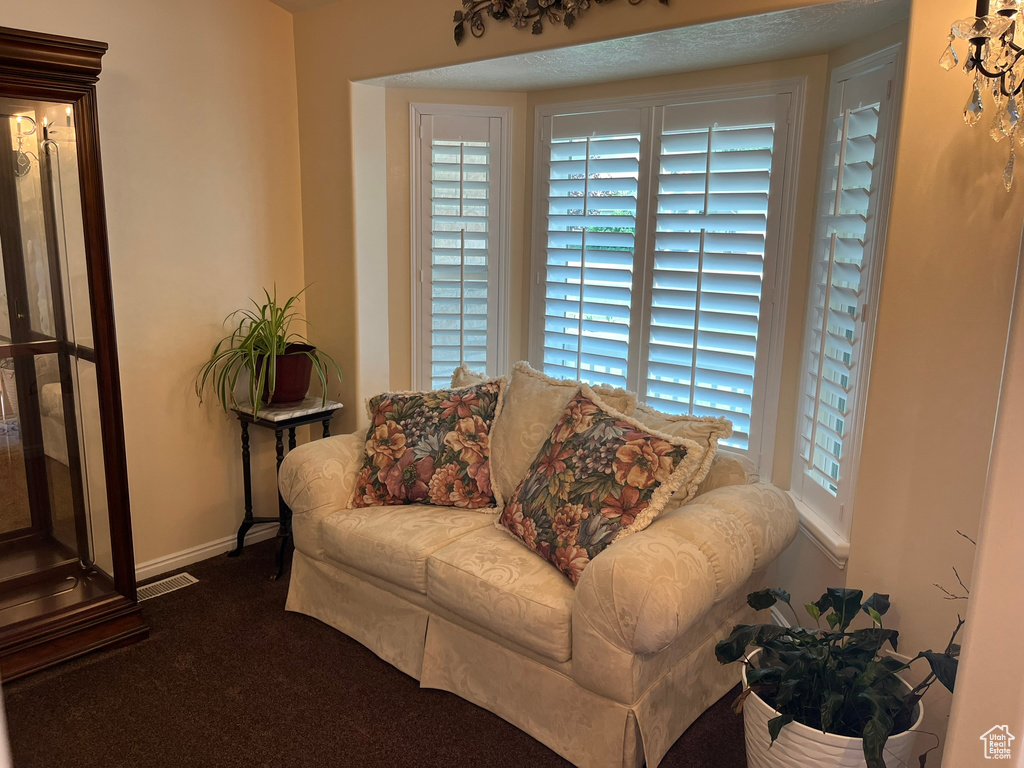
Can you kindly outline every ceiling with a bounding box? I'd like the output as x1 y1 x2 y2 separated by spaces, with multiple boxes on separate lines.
361 0 910 92
269 0 338 13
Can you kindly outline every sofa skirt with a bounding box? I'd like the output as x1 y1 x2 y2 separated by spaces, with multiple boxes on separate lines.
286 549 430 679
286 550 750 768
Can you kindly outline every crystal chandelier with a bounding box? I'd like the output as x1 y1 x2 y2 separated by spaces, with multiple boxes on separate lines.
942 0 1024 189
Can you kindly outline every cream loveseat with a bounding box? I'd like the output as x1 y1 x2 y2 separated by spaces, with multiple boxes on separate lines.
279 371 798 768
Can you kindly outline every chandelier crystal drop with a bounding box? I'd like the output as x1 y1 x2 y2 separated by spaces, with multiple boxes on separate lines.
944 0 1024 189
991 110 1009 140
965 77 986 125
1008 90 1021 124
941 34 960 70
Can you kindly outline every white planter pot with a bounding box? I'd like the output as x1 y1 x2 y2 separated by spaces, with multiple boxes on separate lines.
741 650 923 768
0 365 17 420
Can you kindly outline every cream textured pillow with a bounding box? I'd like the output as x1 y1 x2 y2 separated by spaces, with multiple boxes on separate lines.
490 361 638 506
498 386 705 585
632 403 733 504
450 364 489 388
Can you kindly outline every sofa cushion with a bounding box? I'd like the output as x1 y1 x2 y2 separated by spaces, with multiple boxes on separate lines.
321 504 496 594
351 380 505 509
632 404 733 505
498 386 705 585
490 362 638 506
427 526 574 662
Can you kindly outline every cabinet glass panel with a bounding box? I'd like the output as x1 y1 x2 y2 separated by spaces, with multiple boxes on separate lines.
0 99 115 620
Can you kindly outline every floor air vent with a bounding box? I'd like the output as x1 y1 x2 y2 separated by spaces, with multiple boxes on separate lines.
138 572 198 601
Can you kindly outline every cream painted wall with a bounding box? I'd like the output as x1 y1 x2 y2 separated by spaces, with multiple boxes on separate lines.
384 88 528 390
944 235 1024 766
842 0 1024 756
846 0 1022 663
0 0 307 566
352 84 392 412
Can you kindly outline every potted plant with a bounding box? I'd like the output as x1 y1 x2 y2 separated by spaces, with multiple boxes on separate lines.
715 587 961 768
195 286 342 418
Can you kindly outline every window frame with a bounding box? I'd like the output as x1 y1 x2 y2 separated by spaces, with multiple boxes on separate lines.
789 45 904 552
528 80 807 476
410 102 512 390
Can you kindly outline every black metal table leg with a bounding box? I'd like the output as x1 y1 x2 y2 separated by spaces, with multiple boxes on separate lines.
270 518 290 581
274 428 284 470
275 428 287 528
227 403 340 577
271 426 291 581
228 420 253 557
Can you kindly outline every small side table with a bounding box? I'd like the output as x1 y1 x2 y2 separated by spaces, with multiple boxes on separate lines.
228 397 344 580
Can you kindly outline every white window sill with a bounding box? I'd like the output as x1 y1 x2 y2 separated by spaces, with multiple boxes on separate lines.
786 491 850 570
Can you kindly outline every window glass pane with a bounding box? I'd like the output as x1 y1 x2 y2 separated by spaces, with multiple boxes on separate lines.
799 84 885 499
534 93 792 462
644 119 775 450
790 55 897 531
427 133 494 390
542 128 639 389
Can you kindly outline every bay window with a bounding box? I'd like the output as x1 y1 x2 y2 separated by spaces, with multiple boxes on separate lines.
531 83 801 464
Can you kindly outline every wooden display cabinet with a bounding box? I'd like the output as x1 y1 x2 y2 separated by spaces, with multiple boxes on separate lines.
0 26 147 680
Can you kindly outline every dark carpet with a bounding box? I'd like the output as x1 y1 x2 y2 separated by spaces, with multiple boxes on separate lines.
3 539 748 768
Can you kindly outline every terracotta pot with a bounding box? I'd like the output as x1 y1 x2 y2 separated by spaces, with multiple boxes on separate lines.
741 649 923 768
260 343 314 406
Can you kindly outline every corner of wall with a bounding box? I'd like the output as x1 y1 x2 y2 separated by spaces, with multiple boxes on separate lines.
351 82 391 425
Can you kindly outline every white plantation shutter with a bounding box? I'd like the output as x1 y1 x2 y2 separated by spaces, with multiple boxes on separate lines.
540 109 642 389
413 109 508 389
534 91 793 461
644 96 788 450
793 54 898 531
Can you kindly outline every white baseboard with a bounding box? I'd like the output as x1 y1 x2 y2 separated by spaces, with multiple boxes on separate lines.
135 524 280 582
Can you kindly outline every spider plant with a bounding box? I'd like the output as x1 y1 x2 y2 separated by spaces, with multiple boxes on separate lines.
195 286 342 418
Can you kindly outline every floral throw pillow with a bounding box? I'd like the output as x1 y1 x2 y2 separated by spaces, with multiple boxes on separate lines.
351 380 504 510
498 387 704 585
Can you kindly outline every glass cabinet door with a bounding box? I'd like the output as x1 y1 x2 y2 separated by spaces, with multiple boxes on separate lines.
0 98 116 623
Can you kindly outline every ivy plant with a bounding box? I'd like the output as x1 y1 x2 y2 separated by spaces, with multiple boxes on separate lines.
715 587 962 768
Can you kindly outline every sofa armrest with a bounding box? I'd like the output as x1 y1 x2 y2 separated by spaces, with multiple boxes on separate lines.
279 431 365 559
573 482 797 656
694 448 759 496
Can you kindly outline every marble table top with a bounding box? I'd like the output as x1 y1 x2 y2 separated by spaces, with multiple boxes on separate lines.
233 397 344 422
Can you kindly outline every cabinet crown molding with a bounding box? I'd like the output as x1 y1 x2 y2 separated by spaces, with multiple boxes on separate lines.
0 25 107 84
